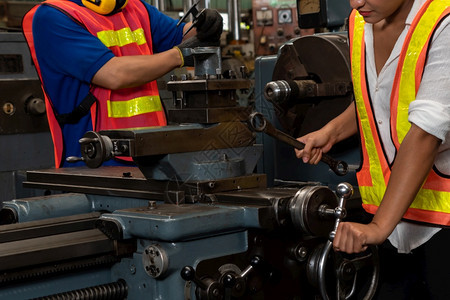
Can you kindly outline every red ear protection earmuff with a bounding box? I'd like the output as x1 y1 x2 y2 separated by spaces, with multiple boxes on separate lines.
82 0 128 15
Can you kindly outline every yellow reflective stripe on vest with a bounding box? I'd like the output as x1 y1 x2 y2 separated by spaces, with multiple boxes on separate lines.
107 96 162 118
397 0 450 144
396 0 450 213
351 12 387 204
410 187 450 212
97 28 146 48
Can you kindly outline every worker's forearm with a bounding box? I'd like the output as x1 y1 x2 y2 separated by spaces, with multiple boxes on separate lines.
323 102 358 143
371 124 441 239
92 49 182 90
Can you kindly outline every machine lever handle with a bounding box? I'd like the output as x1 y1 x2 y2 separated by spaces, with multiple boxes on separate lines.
181 266 225 299
329 182 353 241
180 266 209 290
248 112 348 176
66 156 84 163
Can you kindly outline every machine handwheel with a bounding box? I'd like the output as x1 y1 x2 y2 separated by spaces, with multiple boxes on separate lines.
79 131 112 168
307 241 379 300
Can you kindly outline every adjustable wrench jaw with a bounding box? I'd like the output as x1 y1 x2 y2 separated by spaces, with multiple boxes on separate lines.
176 0 204 38
248 112 348 176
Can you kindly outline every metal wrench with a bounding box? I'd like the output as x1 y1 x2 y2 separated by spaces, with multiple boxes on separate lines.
248 112 348 176
176 0 203 38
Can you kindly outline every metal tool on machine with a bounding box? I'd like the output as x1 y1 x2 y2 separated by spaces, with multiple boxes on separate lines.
177 0 202 37
248 111 348 176
264 78 353 106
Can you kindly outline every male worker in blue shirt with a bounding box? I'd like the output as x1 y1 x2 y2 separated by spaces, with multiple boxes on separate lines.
23 0 222 167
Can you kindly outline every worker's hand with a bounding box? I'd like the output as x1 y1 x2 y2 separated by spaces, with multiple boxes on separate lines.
333 222 387 254
174 36 220 67
295 129 334 165
195 9 223 42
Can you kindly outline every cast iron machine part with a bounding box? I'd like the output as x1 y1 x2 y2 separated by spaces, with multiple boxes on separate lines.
180 256 276 300
248 111 349 176
306 183 379 300
264 79 352 106
264 34 353 139
177 183 377 299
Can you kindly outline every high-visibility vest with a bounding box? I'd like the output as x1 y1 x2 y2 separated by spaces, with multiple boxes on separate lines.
23 0 166 167
349 0 450 226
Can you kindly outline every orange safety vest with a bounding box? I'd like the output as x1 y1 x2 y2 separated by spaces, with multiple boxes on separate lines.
349 0 450 226
23 0 167 167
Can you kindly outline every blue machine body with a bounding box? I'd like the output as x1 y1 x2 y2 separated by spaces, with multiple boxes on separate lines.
0 4 373 297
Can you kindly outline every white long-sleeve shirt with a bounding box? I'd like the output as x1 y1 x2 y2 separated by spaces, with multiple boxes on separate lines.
363 0 450 253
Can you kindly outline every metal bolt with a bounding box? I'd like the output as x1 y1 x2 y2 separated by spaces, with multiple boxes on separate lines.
297 247 308 259
130 264 136 274
253 235 263 245
148 201 157 209
2 102 15 115
120 144 128 153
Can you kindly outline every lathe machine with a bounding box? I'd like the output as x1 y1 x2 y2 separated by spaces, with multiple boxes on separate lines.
0 1 379 298
0 34 378 299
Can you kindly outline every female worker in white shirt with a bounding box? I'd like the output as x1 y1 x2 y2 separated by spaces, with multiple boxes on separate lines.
295 0 450 298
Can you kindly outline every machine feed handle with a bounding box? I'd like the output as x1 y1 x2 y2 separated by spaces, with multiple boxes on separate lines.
328 182 353 241
248 112 348 176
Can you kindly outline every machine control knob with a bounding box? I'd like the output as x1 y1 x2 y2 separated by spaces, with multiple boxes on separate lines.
180 266 210 292
25 97 46 115
268 43 276 52
181 266 196 281
336 182 353 199
277 28 284 36
239 255 279 284
66 156 84 163
222 273 236 288
181 265 223 300
329 182 353 241
250 256 263 269
74 131 114 168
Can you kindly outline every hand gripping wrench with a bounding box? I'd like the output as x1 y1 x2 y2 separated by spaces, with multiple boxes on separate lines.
248 112 348 176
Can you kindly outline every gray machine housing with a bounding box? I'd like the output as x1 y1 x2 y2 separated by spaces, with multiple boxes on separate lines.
0 32 55 203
